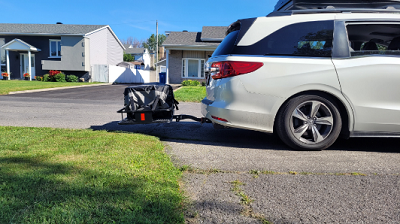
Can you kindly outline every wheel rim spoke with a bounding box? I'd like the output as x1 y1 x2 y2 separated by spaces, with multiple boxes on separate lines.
292 108 308 121
315 116 333 126
310 101 321 118
293 124 309 139
311 125 324 143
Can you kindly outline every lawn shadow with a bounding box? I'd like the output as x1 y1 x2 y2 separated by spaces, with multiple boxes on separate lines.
0 156 183 223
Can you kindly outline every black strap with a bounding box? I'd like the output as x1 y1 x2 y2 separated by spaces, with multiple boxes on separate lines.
151 96 160 111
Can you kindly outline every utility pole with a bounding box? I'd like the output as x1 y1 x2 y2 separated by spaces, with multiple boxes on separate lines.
156 20 158 63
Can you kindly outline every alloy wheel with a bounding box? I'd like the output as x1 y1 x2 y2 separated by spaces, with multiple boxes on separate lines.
289 100 334 144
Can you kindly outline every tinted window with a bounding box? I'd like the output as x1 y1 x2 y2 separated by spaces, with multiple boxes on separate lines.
212 30 239 56
232 20 334 57
347 23 400 57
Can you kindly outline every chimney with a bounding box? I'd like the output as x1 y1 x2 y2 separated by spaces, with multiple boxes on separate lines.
56 22 63 24
159 47 165 60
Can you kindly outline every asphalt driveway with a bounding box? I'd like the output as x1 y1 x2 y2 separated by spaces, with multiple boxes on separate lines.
1 84 400 223
8 84 136 101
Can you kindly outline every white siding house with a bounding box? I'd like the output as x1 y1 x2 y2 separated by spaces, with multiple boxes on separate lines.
86 28 108 65
86 26 124 66
107 30 123 65
0 23 124 80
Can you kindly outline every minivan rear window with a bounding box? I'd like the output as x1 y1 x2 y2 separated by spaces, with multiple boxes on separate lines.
212 30 240 57
233 20 334 57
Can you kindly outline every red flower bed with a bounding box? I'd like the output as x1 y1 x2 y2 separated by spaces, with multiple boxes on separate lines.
49 70 61 77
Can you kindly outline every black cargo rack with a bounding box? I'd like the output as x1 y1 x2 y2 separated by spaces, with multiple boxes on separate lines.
268 8 400 17
117 83 211 125
117 109 211 125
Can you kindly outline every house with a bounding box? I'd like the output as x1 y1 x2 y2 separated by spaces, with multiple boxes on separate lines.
123 45 154 70
0 23 124 80
162 26 227 84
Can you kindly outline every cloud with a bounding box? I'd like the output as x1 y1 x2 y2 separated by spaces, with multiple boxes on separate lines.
127 24 155 33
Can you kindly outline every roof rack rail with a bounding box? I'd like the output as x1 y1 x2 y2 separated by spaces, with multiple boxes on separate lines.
267 8 400 17
274 0 400 12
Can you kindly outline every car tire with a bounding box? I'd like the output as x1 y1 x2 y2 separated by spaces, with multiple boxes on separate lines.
276 94 342 151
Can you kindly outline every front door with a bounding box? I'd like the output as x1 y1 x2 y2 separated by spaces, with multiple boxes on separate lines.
20 53 35 79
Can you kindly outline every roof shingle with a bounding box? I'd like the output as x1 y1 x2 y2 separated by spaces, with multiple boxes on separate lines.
123 45 146 54
163 32 221 46
201 26 227 40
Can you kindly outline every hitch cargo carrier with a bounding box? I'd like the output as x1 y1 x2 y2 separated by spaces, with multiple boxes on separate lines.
274 0 400 11
117 83 210 125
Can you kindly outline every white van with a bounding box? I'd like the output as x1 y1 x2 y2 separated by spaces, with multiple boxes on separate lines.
203 1 400 150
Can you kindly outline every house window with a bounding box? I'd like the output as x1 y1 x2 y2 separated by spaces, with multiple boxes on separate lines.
0 38 5 72
49 39 61 57
182 58 205 78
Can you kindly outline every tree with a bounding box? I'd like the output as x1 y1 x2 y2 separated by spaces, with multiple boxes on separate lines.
121 37 145 48
143 34 166 53
123 53 135 62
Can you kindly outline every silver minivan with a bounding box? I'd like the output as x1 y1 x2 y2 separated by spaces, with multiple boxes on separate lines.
203 3 400 150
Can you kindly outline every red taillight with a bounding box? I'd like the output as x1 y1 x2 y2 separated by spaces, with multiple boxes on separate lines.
211 61 263 80
211 115 228 122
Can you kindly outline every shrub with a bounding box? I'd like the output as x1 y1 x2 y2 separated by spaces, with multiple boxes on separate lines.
48 70 62 82
189 80 200 86
43 74 51 82
123 53 135 62
182 80 201 86
181 80 191 86
36 76 43 81
54 73 66 82
201 81 206 86
66 75 79 82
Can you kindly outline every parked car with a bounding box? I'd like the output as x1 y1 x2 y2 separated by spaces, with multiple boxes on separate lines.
202 3 400 150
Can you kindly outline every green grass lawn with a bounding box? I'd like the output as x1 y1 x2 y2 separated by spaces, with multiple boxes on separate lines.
174 86 206 103
0 80 100 95
0 127 184 223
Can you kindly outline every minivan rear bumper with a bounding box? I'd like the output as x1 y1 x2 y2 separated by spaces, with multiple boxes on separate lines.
201 95 277 133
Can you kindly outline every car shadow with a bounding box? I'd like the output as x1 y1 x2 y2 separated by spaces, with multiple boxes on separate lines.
332 138 400 153
90 121 400 153
90 121 290 151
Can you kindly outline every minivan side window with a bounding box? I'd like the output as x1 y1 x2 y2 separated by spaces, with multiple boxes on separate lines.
232 20 334 57
346 23 400 57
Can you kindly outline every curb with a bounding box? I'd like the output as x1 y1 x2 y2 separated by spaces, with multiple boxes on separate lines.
7 83 113 95
173 87 182 92
169 84 182 91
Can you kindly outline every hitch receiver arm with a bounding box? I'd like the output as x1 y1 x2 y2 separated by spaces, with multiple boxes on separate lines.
173 115 211 124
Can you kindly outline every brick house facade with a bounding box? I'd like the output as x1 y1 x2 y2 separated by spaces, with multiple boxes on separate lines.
162 26 227 84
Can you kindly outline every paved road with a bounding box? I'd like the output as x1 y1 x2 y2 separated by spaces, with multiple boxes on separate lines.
1 85 400 224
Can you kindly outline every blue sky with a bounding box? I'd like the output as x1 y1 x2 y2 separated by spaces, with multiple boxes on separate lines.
1 0 279 42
